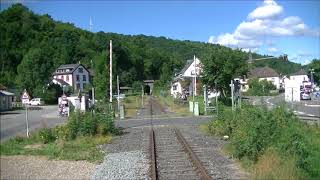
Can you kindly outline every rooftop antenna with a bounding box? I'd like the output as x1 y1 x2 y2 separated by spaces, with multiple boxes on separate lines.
89 16 93 31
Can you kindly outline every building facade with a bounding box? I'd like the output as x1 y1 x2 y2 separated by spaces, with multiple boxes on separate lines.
170 57 202 97
289 69 309 86
248 67 281 89
52 64 91 91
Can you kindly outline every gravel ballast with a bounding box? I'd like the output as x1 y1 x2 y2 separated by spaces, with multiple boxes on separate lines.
0 155 96 180
92 150 149 180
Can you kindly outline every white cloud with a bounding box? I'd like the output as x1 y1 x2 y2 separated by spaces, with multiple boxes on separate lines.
248 0 283 20
302 59 311 65
297 51 312 57
208 0 319 52
268 47 278 53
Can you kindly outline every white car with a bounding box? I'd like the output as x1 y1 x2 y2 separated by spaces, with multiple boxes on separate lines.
300 92 311 100
29 98 44 106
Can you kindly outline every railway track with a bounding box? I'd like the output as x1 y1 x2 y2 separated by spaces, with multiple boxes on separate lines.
148 97 212 180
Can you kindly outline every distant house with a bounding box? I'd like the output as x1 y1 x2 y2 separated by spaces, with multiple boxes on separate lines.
289 69 309 86
248 66 281 89
0 85 15 111
170 77 191 98
170 57 202 97
52 63 91 91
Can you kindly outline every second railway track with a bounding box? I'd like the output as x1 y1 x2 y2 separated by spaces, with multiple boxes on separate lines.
149 127 212 180
148 96 212 180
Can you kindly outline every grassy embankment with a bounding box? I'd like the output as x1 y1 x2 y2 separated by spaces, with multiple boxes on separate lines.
157 95 191 116
121 94 144 118
0 101 117 163
207 104 320 179
156 94 217 116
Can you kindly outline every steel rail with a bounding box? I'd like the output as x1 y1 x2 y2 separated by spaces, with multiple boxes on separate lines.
150 128 158 180
174 127 212 180
149 97 158 180
148 96 212 180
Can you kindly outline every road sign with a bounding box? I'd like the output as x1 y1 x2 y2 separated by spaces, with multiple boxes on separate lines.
21 89 30 105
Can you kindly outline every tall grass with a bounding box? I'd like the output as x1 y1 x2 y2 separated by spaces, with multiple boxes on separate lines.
208 105 320 179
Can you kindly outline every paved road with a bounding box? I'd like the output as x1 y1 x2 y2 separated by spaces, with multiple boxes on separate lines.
266 94 320 117
244 94 320 120
0 105 66 142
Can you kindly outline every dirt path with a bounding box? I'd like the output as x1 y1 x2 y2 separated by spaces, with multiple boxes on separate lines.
0 155 95 180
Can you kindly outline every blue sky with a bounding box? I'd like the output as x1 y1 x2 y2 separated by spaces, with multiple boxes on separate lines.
1 0 320 64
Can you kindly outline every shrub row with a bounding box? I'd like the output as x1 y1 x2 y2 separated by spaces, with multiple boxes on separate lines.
38 101 116 143
208 105 320 179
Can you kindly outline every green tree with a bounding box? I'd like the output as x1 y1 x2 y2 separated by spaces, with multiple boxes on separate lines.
16 48 53 96
247 78 276 96
201 48 248 97
308 59 320 84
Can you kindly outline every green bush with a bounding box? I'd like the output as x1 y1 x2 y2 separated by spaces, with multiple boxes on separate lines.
208 105 320 179
246 78 277 96
66 100 116 139
39 128 56 144
53 125 70 141
79 113 97 136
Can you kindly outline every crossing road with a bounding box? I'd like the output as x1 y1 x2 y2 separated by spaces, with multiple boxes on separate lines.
0 105 66 142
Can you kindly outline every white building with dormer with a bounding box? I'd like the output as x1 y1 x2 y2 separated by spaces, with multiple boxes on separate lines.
171 57 203 98
52 63 91 91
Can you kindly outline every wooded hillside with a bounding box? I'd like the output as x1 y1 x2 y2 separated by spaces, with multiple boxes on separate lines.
0 4 306 98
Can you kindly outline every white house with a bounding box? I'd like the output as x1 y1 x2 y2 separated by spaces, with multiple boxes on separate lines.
170 57 203 97
52 63 91 91
248 67 281 89
171 77 190 98
289 69 309 86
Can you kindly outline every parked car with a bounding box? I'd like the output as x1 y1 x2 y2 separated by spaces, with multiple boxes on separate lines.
29 98 44 106
300 92 311 100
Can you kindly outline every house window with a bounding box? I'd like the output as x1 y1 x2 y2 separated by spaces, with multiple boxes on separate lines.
78 68 83 73
76 83 80 89
76 75 80 81
83 75 86 81
66 75 69 81
173 85 177 91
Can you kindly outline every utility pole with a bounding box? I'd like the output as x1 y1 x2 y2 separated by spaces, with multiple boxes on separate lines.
117 75 120 115
109 40 112 103
141 85 144 109
192 55 196 115
230 80 234 111
25 104 29 137
194 55 197 96
215 81 218 117
89 18 95 108
90 59 95 108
